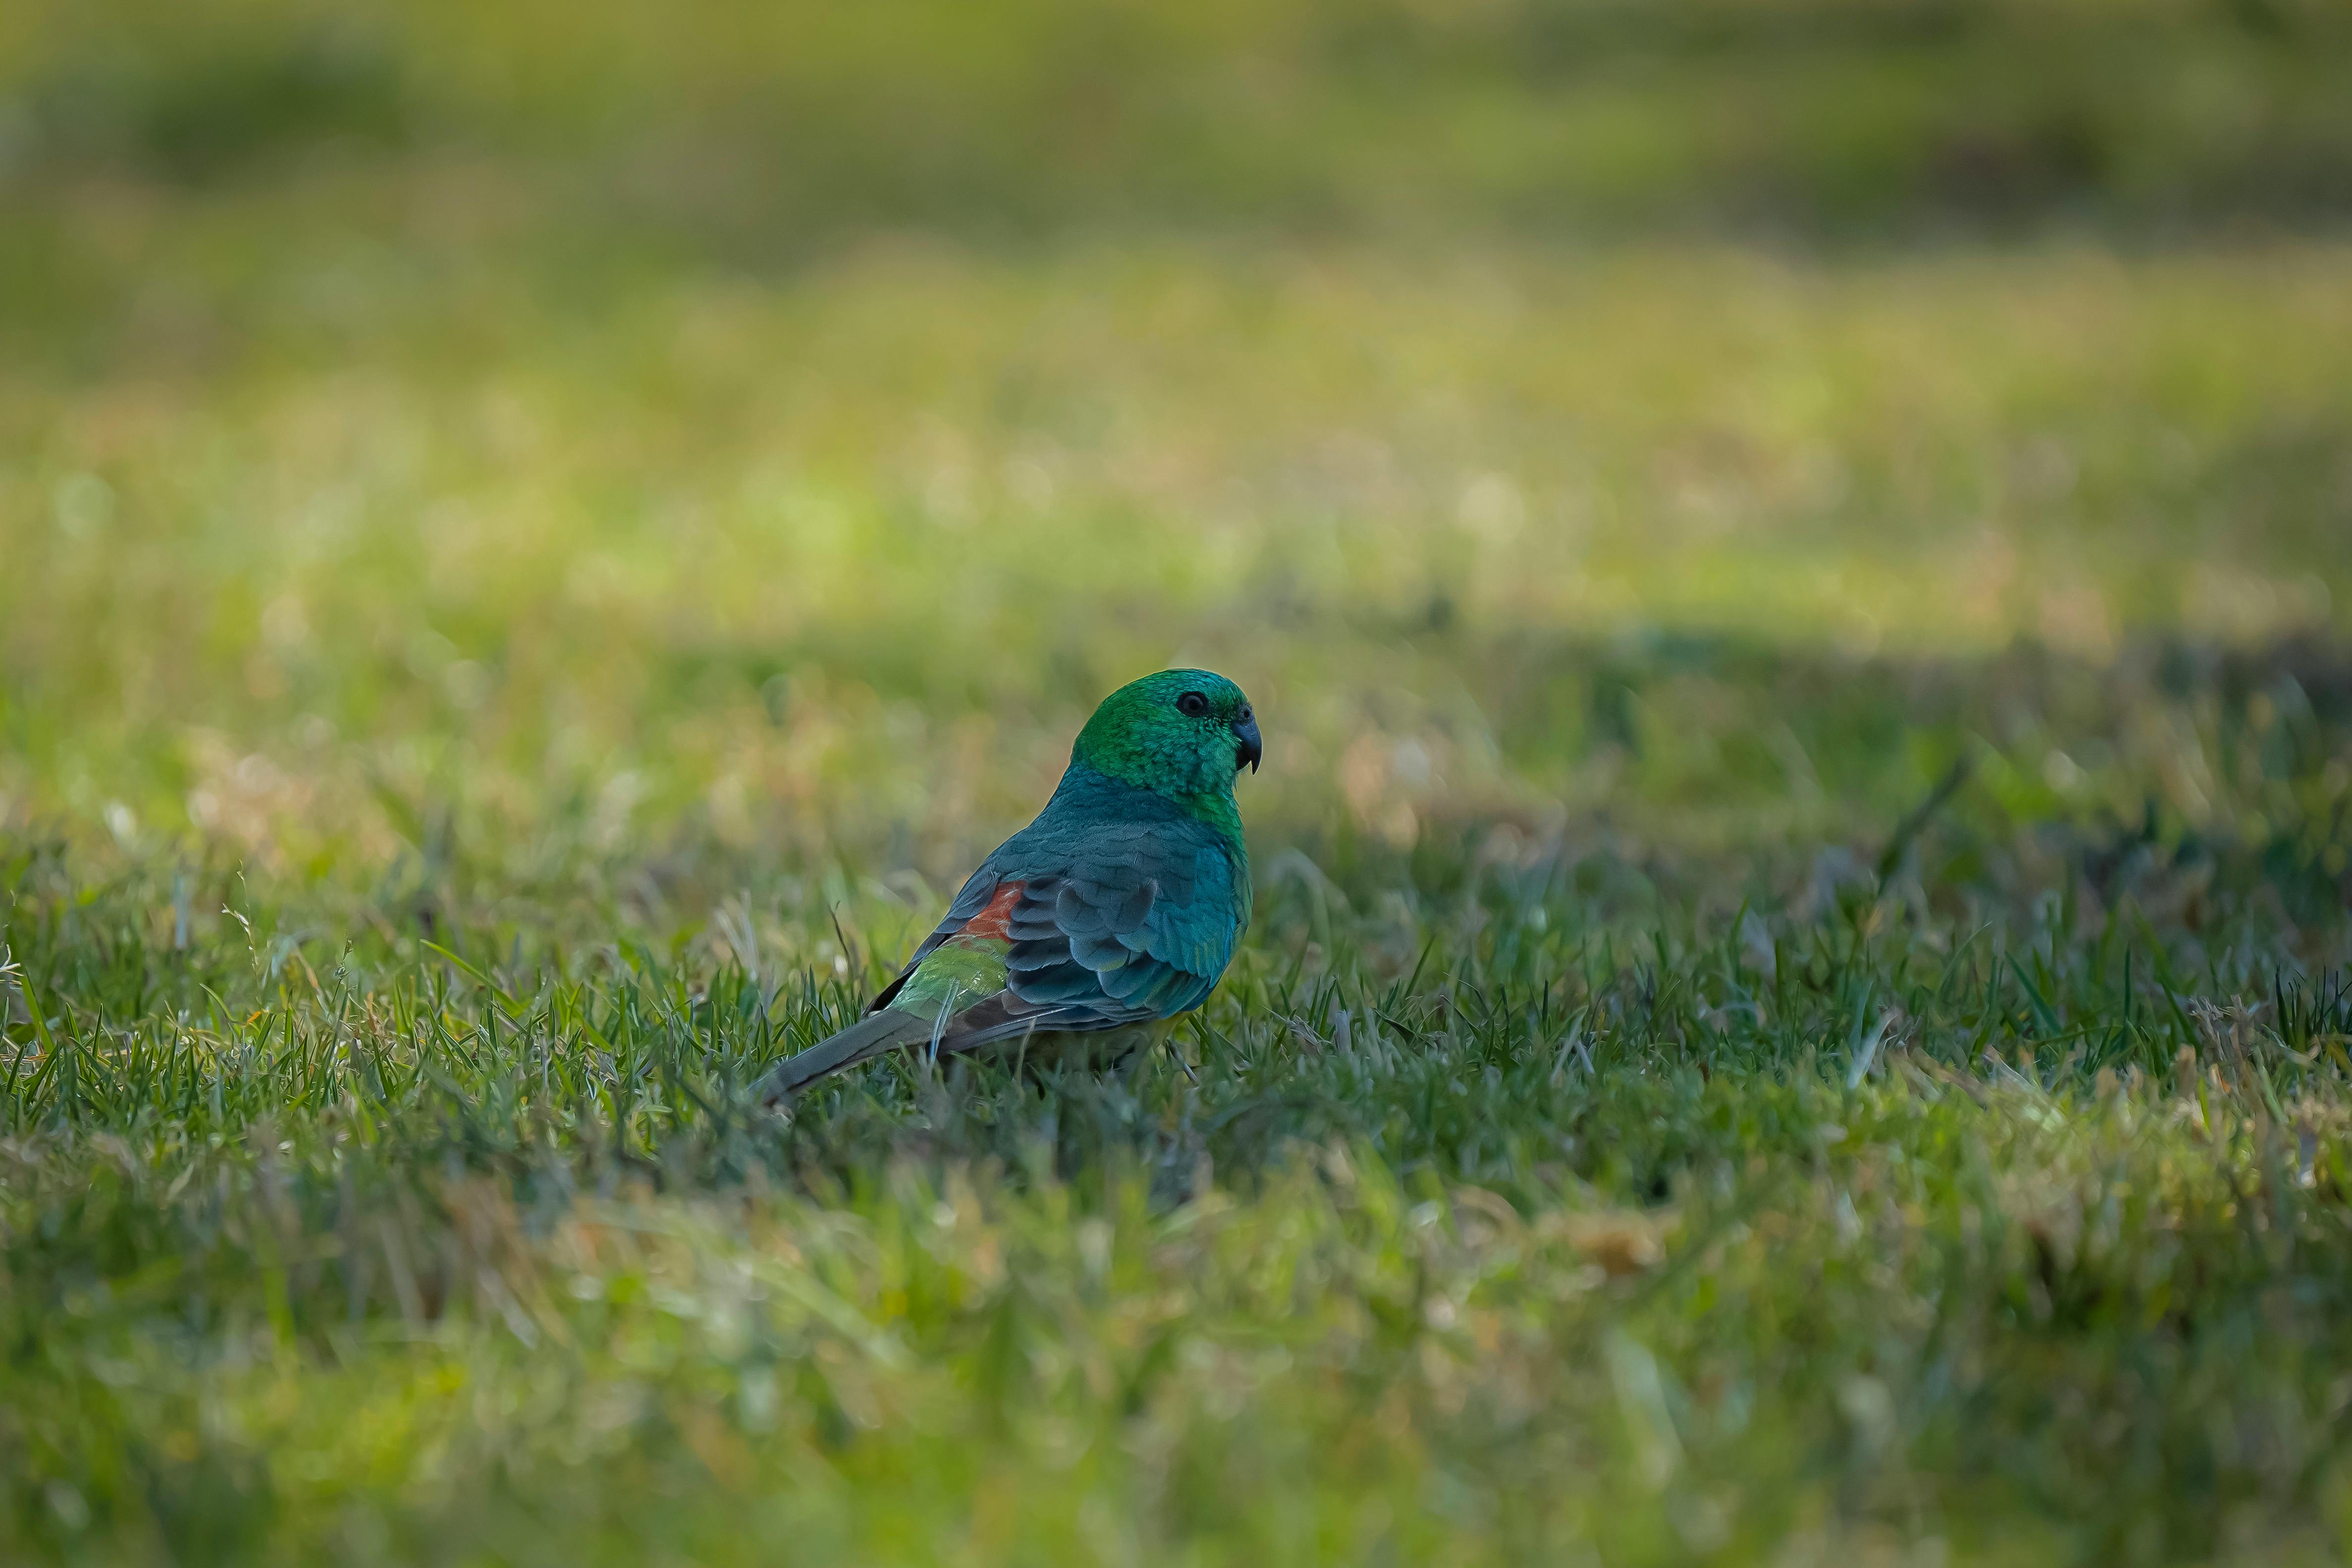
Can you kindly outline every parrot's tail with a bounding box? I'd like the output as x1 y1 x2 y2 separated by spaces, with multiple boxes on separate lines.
757 1008 937 1103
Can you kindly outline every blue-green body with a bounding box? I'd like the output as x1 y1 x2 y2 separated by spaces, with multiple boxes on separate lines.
762 670 1259 1096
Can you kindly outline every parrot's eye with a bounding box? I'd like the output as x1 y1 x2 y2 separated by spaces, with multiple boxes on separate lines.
1176 691 1210 718
1237 705 1252 722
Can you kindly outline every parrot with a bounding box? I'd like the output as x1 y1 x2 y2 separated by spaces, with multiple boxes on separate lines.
758 669 1261 1100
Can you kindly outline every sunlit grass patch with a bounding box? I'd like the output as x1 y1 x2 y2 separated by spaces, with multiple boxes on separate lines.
5 229 2350 884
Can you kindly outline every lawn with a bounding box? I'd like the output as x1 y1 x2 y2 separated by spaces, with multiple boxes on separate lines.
5 2 2352 1563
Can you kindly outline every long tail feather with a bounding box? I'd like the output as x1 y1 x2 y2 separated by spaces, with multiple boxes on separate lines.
758 1009 936 1102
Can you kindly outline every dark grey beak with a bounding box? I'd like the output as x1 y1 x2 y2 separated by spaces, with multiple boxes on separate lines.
1233 713 1262 774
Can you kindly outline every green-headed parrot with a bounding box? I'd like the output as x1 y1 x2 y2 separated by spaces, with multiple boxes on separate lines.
759 669 1260 1099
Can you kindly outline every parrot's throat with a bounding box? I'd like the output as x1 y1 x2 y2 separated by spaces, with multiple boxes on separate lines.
1059 747 1243 841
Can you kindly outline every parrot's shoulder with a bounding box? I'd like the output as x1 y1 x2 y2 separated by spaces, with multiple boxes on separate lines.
992 766 1242 883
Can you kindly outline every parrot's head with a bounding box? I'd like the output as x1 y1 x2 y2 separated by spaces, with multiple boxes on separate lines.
1074 668 1261 805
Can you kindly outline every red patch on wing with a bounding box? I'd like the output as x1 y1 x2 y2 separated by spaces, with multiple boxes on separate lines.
957 880 1025 941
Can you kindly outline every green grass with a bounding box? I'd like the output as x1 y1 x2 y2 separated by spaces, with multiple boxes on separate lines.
7 1 2352 1563
8 798 2352 1564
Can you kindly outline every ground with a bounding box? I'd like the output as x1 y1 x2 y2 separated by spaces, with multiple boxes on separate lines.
5 2 2352 1563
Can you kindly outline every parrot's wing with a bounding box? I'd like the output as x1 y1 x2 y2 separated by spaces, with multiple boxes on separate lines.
767 827 1242 1094
881 826 1241 1049
1003 825 1240 1019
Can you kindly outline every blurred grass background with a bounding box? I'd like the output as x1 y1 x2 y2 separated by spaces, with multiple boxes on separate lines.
5 1 2352 1564
4 0 2352 894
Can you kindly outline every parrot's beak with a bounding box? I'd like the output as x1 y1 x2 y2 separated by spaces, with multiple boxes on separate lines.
1233 714 1262 774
